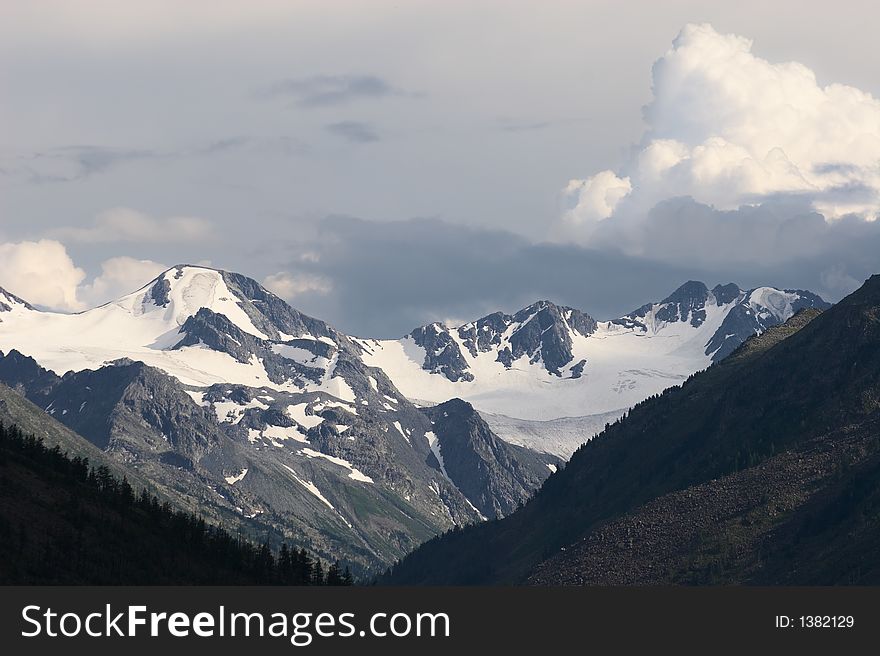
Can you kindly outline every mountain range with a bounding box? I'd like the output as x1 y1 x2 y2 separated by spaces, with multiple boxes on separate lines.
0 264 829 572
383 275 880 585
359 279 827 455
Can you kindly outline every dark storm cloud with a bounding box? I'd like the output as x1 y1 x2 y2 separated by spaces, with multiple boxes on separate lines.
592 196 880 282
274 216 708 337
324 121 380 143
261 74 404 107
275 207 880 338
585 195 880 302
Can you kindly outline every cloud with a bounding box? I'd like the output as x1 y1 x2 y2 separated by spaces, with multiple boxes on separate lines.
79 256 168 307
0 240 86 311
262 271 333 300
265 214 880 337
564 172 632 223
1 137 307 185
50 208 213 243
3 145 159 184
562 23 880 236
597 196 880 282
324 121 380 143
267 216 703 336
45 145 157 178
262 74 402 107
0 240 169 312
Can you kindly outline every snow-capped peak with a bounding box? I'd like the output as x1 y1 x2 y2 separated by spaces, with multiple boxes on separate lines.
0 265 354 392
0 287 36 315
747 287 801 323
359 281 829 421
623 280 722 332
115 265 271 341
402 300 598 383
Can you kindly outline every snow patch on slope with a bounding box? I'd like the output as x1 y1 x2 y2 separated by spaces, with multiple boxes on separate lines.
286 403 325 429
214 398 269 424
281 464 334 509
359 305 721 420
748 287 800 322
224 468 249 485
481 409 626 459
299 448 374 483
425 431 449 479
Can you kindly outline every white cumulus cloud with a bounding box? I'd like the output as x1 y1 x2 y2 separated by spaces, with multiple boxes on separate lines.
562 23 880 240
0 240 86 311
263 271 333 301
0 241 168 312
79 257 168 307
563 171 632 226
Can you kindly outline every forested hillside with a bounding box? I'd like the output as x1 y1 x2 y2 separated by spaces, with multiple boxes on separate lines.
0 422 350 585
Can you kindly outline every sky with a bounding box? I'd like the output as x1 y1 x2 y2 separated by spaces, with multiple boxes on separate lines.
2 1 880 336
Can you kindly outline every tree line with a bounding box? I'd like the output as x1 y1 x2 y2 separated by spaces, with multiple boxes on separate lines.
0 421 352 585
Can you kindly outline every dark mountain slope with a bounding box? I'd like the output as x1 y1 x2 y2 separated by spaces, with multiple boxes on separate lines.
421 399 560 518
0 381 146 486
529 412 880 584
0 422 339 585
0 348 551 572
0 354 471 570
383 275 880 584
0 266 559 572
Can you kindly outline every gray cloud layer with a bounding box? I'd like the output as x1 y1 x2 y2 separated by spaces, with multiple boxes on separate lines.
324 121 380 143
269 207 880 338
3 6 879 334
261 74 403 107
1 137 310 186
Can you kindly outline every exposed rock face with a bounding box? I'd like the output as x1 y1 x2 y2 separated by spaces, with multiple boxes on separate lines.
497 302 598 375
149 276 172 307
0 349 60 396
0 381 142 485
410 301 598 382
705 287 829 361
0 265 838 576
410 323 474 382
221 270 340 343
624 281 830 362
0 287 35 314
0 336 553 572
392 283 828 405
629 281 711 327
382 276 880 585
421 399 560 518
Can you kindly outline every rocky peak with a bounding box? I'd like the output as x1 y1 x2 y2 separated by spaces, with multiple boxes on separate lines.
833 274 880 308
409 323 473 382
661 280 710 305
711 283 742 306
500 301 596 375
629 280 711 328
411 300 597 381
0 287 35 313
421 398 559 519
0 349 60 395
135 265 343 349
